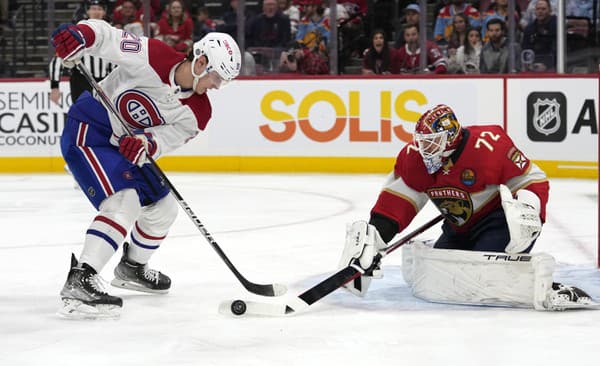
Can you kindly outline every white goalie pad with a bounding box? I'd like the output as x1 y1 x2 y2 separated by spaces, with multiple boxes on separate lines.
402 240 555 310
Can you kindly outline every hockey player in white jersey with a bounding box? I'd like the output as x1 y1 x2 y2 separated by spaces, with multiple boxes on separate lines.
51 19 241 318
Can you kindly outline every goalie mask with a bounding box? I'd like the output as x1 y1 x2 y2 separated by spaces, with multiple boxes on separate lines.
414 104 462 174
189 32 241 91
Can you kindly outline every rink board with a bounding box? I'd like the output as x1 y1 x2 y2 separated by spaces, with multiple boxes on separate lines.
0 75 597 178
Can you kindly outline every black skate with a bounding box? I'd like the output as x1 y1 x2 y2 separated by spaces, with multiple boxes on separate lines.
58 254 122 319
111 242 171 294
545 282 599 311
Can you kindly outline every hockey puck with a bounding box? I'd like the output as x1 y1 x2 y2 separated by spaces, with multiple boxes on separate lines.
231 300 247 315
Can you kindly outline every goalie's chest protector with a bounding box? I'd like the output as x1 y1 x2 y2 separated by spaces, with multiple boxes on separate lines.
407 125 531 231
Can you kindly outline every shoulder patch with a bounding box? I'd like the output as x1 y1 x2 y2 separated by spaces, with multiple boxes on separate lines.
507 147 529 170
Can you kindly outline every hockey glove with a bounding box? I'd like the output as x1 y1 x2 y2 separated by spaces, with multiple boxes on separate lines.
118 133 156 167
51 23 86 61
499 184 542 254
338 221 387 297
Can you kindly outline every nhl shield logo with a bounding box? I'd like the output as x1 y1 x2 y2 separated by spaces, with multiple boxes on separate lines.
527 92 566 142
532 98 561 135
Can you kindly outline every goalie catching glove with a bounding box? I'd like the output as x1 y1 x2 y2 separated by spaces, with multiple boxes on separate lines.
499 184 542 254
338 221 387 297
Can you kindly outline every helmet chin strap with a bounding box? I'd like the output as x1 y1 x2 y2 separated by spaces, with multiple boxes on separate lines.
190 57 208 93
192 74 201 92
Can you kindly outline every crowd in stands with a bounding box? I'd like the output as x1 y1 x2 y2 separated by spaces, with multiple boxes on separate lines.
62 0 598 75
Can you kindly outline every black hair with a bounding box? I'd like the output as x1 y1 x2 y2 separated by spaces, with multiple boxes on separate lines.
85 0 107 10
365 28 391 74
486 17 505 31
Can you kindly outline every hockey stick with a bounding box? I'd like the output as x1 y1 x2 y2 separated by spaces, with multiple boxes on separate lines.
219 214 444 316
75 61 286 297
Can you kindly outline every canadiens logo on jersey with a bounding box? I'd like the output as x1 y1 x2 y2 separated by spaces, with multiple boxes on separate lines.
116 90 166 129
507 147 528 170
428 187 473 226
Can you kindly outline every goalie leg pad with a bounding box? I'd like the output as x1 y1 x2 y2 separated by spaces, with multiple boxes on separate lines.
402 240 555 309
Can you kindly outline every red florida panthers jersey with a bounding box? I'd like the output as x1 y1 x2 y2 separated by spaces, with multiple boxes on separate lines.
396 41 447 74
371 125 549 233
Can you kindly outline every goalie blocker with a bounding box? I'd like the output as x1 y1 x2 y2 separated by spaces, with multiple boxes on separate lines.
402 241 597 311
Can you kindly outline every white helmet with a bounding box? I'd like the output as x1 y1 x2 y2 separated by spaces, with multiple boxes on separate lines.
191 32 241 87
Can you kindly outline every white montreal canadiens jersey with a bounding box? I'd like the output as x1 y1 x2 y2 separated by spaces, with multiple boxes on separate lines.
79 19 212 159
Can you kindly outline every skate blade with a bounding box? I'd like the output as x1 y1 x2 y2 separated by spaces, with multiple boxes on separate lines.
110 278 169 294
58 298 121 320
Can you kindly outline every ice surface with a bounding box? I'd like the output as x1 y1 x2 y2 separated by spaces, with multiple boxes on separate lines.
0 173 598 365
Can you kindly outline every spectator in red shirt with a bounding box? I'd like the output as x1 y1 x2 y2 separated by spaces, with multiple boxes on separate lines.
155 0 193 53
112 0 141 30
112 0 161 21
279 46 329 74
397 24 448 74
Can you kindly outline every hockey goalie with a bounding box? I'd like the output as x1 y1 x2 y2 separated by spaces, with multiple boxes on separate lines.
338 104 596 311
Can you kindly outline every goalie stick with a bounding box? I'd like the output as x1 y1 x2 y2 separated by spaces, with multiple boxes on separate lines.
219 215 444 316
75 61 286 297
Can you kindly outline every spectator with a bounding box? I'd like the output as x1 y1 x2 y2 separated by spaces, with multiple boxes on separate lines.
155 0 193 53
480 17 520 73
395 3 421 48
296 0 330 47
447 13 471 52
192 6 215 42
112 0 140 28
482 0 521 39
434 0 481 43
246 0 291 48
448 27 482 73
397 24 448 74
520 0 557 28
361 29 399 74
279 45 330 74
278 0 300 38
114 0 161 21
521 0 556 72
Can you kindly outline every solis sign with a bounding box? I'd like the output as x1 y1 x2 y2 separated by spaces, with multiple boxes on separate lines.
258 89 430 143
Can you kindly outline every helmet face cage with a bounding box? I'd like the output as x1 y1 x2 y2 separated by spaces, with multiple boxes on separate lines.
414 105 461 174
191 33 241 88
415 130 448 174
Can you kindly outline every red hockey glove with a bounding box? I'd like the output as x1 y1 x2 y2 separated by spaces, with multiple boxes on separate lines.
119 135 151 167
51 23 86 60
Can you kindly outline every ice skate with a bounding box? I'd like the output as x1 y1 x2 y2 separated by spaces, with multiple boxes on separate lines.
111 242 171 294
544 283 600 311
58 254 122 319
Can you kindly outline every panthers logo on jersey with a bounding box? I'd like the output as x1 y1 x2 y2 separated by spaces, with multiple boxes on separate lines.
427 187 473 226
116 89 166 129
